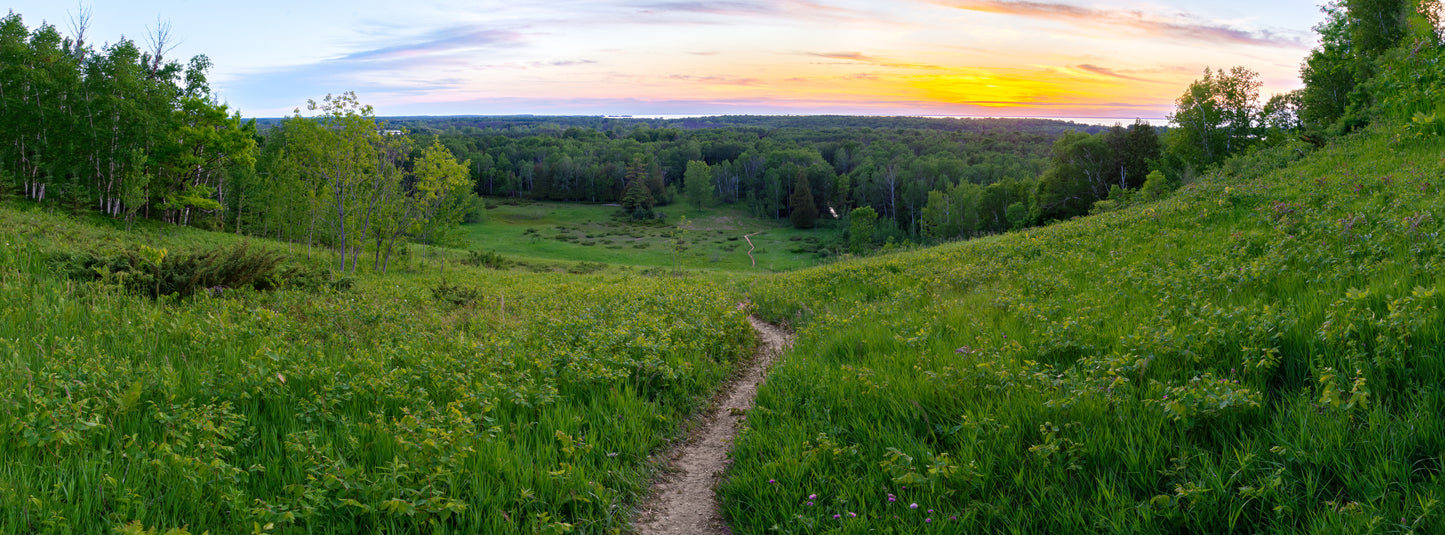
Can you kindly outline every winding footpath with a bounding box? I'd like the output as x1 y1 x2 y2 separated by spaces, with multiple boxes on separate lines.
742 232 763 268
633 316 794 535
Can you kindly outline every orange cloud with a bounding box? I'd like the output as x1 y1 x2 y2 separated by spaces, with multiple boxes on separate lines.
1072 64 1165 84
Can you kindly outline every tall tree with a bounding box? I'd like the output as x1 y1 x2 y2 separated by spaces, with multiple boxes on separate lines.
409 139 473 247
620 176 654 219
789 171 818 229
848 206 878 254
1299 2 1359 130
281 92 383 268
1346 0 1410 58
683 160 713 207
1166 67 1263 170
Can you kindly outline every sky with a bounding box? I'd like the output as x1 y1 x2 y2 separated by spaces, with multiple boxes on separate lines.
7 1 1329 120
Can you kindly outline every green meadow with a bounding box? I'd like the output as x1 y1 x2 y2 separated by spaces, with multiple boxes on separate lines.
460 200 842 273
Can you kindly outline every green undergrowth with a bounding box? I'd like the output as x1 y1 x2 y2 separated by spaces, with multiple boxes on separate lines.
724 129 1445 533
0 210 754 533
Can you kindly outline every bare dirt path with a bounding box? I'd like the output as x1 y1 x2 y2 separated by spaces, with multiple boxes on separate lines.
633 315 793 535
742 232 763 268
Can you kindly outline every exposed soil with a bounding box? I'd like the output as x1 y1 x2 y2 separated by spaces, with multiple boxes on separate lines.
742 232 763 268
633 315 793 535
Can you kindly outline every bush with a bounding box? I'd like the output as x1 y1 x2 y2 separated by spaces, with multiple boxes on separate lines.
463 249 509 269
1367 41 1445 138
430 280 484 306
1140 170 1179 201
568 261 607 274
461 193 487 223
51 242 300 298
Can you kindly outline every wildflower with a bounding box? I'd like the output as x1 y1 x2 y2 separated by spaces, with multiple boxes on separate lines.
951 516 957 520
807 501 814 506
809 494 817 500
769 479 776 484
848 512 857 518
910 503 919 509
833 514 841 519
926 518 932 523
928 509 934 513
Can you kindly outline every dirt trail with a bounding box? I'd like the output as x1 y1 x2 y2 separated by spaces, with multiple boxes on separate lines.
634 315 793 535
742 232 762 268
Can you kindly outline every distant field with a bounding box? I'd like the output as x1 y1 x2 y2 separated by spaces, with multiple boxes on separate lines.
460 200 841 272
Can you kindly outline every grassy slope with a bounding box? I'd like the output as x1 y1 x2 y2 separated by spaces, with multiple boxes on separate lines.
0 209 754 534
723 130 1445 533
461 201 840 272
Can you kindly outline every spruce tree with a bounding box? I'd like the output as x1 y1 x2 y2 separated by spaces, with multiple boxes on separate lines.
789 172 818 229
621 178 654 219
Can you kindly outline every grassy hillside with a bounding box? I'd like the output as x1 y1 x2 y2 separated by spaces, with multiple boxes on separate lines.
0 209 754 534
722 129 1445 533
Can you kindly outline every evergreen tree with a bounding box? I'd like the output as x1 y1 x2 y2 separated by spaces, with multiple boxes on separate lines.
620 177 654 219
789 172 818 229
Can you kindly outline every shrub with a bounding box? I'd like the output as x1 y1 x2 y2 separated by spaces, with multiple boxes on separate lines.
568 261 607 274
52 242 293 298
463 249 509 269
430 280 484 306
1141 170 1179 200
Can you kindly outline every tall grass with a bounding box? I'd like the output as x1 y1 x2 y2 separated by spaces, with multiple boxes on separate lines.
0 208 754 534
723 130 1445 533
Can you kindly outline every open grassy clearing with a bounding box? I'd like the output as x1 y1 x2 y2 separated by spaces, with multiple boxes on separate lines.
720 130 1445 533
0 207 755 534
461 200 842 272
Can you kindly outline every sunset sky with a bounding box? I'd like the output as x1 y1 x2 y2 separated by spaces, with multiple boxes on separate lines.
9 1 1327 120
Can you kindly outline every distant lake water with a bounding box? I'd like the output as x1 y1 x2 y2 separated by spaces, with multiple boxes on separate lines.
612 114 1170 127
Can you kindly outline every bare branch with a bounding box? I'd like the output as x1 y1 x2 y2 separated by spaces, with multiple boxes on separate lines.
145 15 181 73
65 2 92 60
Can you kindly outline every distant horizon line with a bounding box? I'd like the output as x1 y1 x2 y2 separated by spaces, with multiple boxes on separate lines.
251 113 1171 126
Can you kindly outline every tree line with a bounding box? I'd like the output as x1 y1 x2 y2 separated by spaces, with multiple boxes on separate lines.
1165 1 1445 171
0 11 253 229
0 12 477 273
388 113 1165 243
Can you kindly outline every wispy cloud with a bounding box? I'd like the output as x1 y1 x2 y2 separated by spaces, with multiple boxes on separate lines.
629 1 783 16
532 59 598 68
940 1 1306 48
1073 64 1164 83
340 26 526 62
666 74 764 86
806 51 948 70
